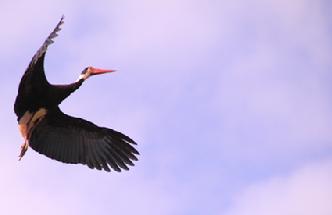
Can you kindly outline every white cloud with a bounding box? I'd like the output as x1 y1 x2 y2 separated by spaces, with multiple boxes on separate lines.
0 143 177 215
0 148 75 215
1 0 332 214
215 0 332 161
224 159 332 215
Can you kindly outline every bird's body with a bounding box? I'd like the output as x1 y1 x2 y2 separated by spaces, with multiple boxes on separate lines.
14 16 139 172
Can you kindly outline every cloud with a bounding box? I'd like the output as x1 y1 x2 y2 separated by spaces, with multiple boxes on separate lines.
214 0 332 162
0 148 74 215
1 0 331 214
224 159 332 215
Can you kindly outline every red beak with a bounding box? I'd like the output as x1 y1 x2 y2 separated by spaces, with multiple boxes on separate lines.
90 67 116 76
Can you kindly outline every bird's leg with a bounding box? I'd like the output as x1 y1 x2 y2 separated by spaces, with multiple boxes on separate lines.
17 108 47 161
18 139 29 161
18 111 32 161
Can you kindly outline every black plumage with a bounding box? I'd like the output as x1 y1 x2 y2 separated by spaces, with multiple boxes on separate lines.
14 16 139 172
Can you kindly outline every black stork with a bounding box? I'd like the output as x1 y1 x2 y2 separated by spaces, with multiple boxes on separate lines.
14 16 139 172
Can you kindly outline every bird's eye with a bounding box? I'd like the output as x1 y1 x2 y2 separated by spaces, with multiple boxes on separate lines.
81 67 89 74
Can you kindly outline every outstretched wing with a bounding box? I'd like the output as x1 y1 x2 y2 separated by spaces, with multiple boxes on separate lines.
30 16 64 66
29 107 139 172
14 16 65 120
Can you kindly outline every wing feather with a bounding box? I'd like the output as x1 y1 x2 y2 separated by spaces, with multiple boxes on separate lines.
99 144 121 172
29 107 138 172
30 16 64 66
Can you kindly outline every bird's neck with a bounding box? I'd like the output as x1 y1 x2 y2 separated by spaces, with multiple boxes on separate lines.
49 80 84 105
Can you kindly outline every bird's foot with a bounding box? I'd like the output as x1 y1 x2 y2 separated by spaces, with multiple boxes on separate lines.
18 140 29 161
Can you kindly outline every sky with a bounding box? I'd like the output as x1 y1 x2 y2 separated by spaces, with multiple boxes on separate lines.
0 0 331 214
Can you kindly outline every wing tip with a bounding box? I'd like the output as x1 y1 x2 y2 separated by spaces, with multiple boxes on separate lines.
30 15 65 66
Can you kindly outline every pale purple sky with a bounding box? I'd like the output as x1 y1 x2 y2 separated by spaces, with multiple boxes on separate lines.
1 0 332 214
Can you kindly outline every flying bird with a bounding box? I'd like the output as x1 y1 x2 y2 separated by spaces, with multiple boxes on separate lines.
14 16 139 172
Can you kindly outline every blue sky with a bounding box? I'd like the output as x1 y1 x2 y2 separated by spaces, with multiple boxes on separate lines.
1 0 331 214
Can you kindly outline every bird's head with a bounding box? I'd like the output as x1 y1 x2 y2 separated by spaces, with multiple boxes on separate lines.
78 66 115 81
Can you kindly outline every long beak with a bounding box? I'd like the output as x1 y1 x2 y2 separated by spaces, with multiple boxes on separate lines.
90 67 116 76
